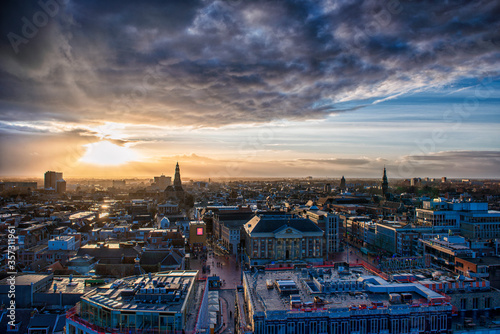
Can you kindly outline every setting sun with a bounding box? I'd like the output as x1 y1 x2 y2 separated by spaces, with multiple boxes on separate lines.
79 141 139 166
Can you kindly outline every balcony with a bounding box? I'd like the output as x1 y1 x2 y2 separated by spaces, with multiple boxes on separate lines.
66 304 118 334
66 306 188 334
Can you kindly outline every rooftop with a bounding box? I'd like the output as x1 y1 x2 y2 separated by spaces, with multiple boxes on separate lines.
47 276 99 295
421 238 470 251
457 256 500 266
26 244 49 253
82 270 198 313
244 268 449 315
50 235 74 242
0 274 50 286
69 211 95 220
245 214 323 234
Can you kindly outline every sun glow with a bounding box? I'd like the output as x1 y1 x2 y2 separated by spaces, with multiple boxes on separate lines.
80 141 139 166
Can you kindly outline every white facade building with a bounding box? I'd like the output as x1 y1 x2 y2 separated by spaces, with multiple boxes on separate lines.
48 235 76 250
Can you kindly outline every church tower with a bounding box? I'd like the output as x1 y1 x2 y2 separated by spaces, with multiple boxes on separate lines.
173 162 183 191
164 162 185 201
382 167 388 196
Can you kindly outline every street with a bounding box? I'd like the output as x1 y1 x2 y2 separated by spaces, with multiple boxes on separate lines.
188 244 241 333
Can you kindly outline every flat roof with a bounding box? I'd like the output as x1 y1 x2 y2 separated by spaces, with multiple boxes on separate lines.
0 274 50 286
26 244 49 252
69 211 95 220
82 271 198 313
50 236 74 241
81 243 122 249
457 256 500 266
422 239 470 251
244 269 449 314
44 276 98 295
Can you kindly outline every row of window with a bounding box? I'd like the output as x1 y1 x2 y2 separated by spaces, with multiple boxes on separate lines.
460 297 492 310
461 216 500 223
80 301 181 330
255 315 448 334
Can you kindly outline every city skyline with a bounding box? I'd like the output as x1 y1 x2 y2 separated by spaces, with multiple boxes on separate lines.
1 1 499 179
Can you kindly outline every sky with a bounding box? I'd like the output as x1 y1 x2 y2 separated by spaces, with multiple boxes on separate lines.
0 0 499 179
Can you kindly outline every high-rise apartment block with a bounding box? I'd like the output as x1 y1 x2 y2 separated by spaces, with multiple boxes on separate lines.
56 179 66 193
44 171 63 190
153 174 171 190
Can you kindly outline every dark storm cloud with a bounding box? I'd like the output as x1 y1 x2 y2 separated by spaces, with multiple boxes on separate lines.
1 0 499 127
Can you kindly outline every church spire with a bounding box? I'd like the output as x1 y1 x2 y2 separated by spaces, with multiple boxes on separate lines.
173 162 182 189
382 167 388 196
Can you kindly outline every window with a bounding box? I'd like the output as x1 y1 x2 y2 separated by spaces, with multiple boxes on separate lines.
380 318 388 331
461 298 467 310
267 325 275 334
370 319 378 333
310 321 317 334
340 321 348 334
485 297 492 309
319 321 327 333
401 318 408 334
359 319 366 334
278 324 285 334
439 315 447 330
297 322 305 334
431 315 438 331
286 322 295 334
350 319 358 332
391 319 399 333
473 297 478 309
410 316 418 331
255 321 264 334
331 322 338 334
419 316 425 331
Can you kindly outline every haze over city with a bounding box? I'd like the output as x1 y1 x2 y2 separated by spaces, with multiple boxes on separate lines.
1 0 499 179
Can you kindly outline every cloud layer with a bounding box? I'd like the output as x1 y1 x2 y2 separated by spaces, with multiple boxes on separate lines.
1 0 499 178
1 0 499 127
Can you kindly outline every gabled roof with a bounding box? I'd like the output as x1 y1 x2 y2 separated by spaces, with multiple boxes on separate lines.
140 250 183 267
245 214 323 235
77 244 142 259
273 225 304 236
140 251 168 265
0 308 32 333
161 251 183 266
28 314 59 330
54 314 66 332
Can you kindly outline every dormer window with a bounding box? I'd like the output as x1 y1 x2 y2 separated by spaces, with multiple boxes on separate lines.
7 321 21 332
